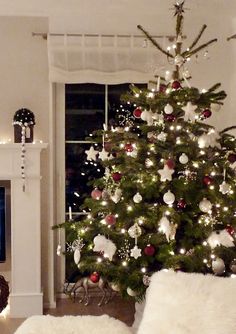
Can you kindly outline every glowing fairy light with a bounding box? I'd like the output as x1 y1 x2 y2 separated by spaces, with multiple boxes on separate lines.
122 261 128 266
179 248 186 254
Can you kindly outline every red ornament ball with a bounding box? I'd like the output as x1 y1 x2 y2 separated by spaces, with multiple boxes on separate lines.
228 153 236 164
166 159 175 169
203 175 213 186
133 107 142 118
89 272 100 283
125 143 134 152
172 81 181 89
105 214 116 226
202 109 212 118
144 244 155 256
164 114 176 122
91 189 102 200
112 172 122 182
159 84 167 93
177 198 186 209
226 225 235 236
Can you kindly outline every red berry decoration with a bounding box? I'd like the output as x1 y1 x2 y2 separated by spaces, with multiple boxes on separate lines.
203 175 213 186
164 114 176 122
177 198 186 209
172 80 181 89
228 153 236 164
105 214 116 226
112 172 122 182
202 109 212 118
133 107 142 118
144 244 155 256
90 272 100 283
166 159 175 169
226 225 235 236
125 143 134 152
91 188 102 200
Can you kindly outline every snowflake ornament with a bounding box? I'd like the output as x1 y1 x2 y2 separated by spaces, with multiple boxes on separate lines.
130 245 142 259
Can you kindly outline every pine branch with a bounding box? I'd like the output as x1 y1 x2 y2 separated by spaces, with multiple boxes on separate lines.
188 24 207 51
207 83 221 93
183 38 217 57
137 25 174 58
227 34 236 41
220 126 236 134
176 15 184 36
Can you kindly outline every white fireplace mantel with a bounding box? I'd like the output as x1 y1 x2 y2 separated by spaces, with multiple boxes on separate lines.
0 143 47 317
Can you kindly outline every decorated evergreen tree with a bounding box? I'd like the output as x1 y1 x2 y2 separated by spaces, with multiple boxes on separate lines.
55 2 236 299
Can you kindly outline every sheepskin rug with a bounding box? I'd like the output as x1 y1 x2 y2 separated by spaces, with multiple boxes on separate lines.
137 270 236 334
14 314 132 334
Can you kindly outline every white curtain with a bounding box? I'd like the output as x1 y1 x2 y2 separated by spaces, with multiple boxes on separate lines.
47 34 167 84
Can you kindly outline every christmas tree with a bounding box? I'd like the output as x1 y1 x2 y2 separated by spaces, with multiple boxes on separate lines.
55 1 236 299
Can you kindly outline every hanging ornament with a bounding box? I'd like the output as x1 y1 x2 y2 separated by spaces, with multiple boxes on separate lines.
171 80 181 90
164 104 174 115
127 287 137 297
56 244 62 256
203 175 214 186
182 102 198 122
166 159 175 169
210 103 221 112
201 108 212 119
111 188 122 203
91 188 102 200
174 54 184 67
141 110 154 125
128 223 142 239
93 235 116 261
179 153 189 164
112 172 122 182
207 230 234 249
163 190 175 205
67 237 85 266
226 225 235 237
85 146 98 161
144 244 155 256
228 153 236 164
130 245 142 259
212 258 225 275
177 198 186 209
133 107 142 118
157 132 167 142
133 192 142 203
98 148 109 161
219 181 231 194
158 165 175 182
145 158 154 168
105 214 116 226
90 272 100 283
230 259 236 274
125 143 134 152
159 216 177 242
199 198 212 213
110 283 121 292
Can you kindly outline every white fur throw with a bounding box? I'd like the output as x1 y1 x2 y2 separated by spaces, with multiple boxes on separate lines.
137 270 236 334
14 314 132 334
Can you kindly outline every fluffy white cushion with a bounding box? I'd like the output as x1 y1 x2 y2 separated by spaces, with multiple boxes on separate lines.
137 270 236 334
14 314 132 334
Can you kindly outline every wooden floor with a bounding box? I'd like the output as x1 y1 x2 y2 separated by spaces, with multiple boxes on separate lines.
0 296 135 334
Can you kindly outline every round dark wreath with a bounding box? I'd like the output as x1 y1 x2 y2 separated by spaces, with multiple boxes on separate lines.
0 275 9 313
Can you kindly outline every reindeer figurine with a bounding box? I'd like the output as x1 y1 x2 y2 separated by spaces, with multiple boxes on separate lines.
64 275 113 306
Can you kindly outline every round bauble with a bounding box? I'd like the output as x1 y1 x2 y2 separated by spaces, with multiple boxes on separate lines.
171 80 181 90
110 283 120 292
219 181 231 194
166 158 175 169
125 143 133 152
212 258 225 275
133 107 142 118
127 287 137 297
128 223 142 239
179 153 189 164
133 192 142 203
228 153 236 164
226 225 235 236
202 108 212 119
174 55 184 67
159 84 167 93
230 259 236 274
89 272 100 283
199 198 212 213
164 114 176 122
91 188 102 200
177 198 186 209
163 190 175 205
144 244 155 256
112 172 122 182
105 214 116 226
164 104 174 115
203 175 213 186
140 110 150 121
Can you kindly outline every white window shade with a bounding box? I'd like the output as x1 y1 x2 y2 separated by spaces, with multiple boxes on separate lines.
47 34 167 84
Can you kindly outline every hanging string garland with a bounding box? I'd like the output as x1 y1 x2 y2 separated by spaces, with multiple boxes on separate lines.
13 108 35 192
0 275 9 313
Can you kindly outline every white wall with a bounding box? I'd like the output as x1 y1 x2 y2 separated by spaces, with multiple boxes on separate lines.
0 16 53 306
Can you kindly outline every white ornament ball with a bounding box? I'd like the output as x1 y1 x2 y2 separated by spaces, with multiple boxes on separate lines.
210 103 221 112
164 104 173 115
174 54 184 66
199 198 212 213
74 249 81 265
127 287 137 297
212 257 225 275
133 192 142 203
179 153 189 164
140 110 150 121
163 190 175 205
111 283 121 292
128 223 142 239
